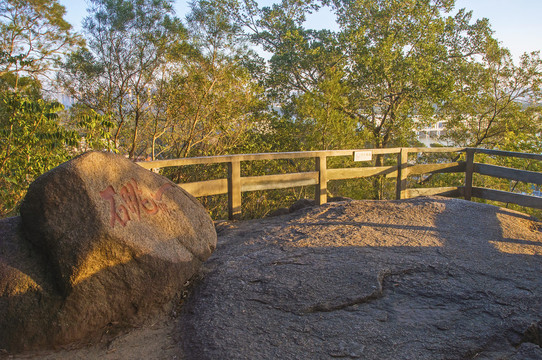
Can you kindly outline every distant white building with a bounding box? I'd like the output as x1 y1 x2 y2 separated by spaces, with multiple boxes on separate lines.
416 120 453 147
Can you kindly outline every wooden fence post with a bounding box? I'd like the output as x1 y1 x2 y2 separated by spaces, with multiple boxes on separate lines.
228 158 241 219
396 148 409 200
464 148 475 201
315 155 327 205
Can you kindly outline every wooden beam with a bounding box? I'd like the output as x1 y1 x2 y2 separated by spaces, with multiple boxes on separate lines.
471 187 542 209
407 162 466 176
228 160 241 220
179 179 227 197
137 156 231 169
315 155 327 205
137 147 467 170
328 166 398 180
396 148 409 199
464 148 475 201
241 172 318 192
405 187 463 198
473 148 542 161
136 149 400 169
474 163 542 185
406 147 465 153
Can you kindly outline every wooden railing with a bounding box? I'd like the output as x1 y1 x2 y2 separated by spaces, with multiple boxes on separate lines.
137 147 542 219
463 148 542 209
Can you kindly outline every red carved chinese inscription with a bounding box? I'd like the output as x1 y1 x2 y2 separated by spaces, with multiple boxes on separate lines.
100 179 173 227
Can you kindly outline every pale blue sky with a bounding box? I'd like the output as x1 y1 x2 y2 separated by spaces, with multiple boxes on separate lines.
455 0 542 61
59 0 542 63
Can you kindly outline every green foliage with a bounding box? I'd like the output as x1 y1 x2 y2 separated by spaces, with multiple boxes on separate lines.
142 0 266 168
295 68 359 150
0 90 79 216
159 62 263 159
68 105 115 152
216 0 499 152
330 0 493 148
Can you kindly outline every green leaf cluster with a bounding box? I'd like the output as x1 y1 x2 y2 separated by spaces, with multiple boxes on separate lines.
0 90 79 216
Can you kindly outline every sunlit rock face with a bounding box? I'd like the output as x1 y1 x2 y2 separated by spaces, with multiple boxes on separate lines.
0 151 216 352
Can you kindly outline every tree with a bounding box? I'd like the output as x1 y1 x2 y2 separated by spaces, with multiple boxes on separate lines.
0 0 82 90
149 0 264 194
330 0 495 150
438 45 542 218
222 0 362 151
261 22 359 151
0 0 83 217
218 0 496 151
159 60 263 160
163 0 263 157
442 46 542 148
59 0 187 158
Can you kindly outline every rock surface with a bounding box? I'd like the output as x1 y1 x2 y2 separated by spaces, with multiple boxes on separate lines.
179 197 542 360
0 151 216 352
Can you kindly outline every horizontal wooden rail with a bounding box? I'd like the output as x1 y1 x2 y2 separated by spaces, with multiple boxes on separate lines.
474 163 542 185
380 162 467 179
405 147 466 153
179 179 227 197
407 162 466 176
474 148 542 161
328 166 398 180
136 146 541 219
242 172 318 192
137 148 411 170
471 187 542 209
405 187 464 198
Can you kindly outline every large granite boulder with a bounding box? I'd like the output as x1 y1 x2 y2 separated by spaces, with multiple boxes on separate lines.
0 151 216 352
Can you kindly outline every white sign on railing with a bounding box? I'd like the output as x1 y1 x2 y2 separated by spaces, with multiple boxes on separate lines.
353 151 373 162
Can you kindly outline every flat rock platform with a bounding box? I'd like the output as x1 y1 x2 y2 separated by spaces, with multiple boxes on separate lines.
180 197 542 360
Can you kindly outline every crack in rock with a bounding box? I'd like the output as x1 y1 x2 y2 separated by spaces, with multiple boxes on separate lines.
303 268 420 313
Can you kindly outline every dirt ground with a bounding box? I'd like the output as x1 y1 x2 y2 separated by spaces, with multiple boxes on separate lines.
5 311 182 360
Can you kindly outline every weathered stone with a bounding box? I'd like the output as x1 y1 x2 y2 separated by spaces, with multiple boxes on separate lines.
179 197 542 360
0 151 216 352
